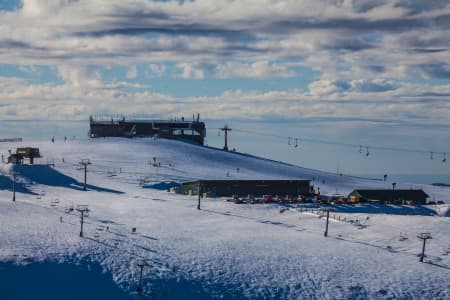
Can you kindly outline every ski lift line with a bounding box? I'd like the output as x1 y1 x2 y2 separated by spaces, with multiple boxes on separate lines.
230 128 449 156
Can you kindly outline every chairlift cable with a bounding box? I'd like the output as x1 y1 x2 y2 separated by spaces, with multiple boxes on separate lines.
214 127 449 157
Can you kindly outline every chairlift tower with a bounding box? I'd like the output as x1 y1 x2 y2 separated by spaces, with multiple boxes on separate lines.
136 259 151 293
417 232 432 262
79 159 91 191
76 205 90 237
220 125 232 151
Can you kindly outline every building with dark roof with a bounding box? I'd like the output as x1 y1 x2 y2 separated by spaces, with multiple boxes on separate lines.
89 115 206 145
180 180 311 197
8 147 41 165
348 189 429 205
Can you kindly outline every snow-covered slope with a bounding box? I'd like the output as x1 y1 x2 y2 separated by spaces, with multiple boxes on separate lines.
3 137 449 200
0 138 449 299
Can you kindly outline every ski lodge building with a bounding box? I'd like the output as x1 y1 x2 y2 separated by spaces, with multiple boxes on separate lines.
89 115 206 145
179 179 311 197
348 189 429 205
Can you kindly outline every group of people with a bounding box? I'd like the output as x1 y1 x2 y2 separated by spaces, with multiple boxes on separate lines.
51 136 75 143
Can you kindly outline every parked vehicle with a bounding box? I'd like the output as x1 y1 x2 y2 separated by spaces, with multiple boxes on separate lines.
246 194 255 204
263 195 273 203
284 195 293 203
274 194 283 203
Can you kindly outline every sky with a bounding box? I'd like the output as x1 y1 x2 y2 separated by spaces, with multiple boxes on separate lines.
0 0 450 178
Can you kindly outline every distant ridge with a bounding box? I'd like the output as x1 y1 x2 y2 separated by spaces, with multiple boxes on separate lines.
432 182 450 187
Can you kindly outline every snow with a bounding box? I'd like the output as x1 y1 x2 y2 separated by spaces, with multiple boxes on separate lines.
0 137 449 299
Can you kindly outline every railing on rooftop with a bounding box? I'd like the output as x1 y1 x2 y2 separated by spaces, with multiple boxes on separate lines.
89 115 202 124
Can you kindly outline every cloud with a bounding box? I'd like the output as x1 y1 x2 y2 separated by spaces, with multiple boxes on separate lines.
57 65 100 87
0 0 449 129
216 61 295 79
148 64 166 77
1 74 449 128
350 79 398 93
414 64 450 79
0 0 448 70
126 65 137 79
308 78 399 97
176 61 295 79
176 62 207 79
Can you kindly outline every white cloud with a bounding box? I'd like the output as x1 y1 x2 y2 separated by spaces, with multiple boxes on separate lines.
215 61 295 79
126 65 137 79
0 0 448 78
1 75 450 128
57 65 100 87
175 61 295 79
176 62 206 79
148 64 166 78
0 0 449 128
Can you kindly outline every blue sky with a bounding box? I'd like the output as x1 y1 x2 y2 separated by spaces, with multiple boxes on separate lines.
0 0 450 176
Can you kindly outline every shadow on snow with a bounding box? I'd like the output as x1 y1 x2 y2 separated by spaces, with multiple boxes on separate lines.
0 259 249 300
0 174 38 195
14 165 124 194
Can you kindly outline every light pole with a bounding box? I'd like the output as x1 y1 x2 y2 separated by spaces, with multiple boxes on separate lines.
197 183 202 210
136 259 151 294
76 205 90 237
12 171 19 202
418 232 432 263
391 182 397 204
